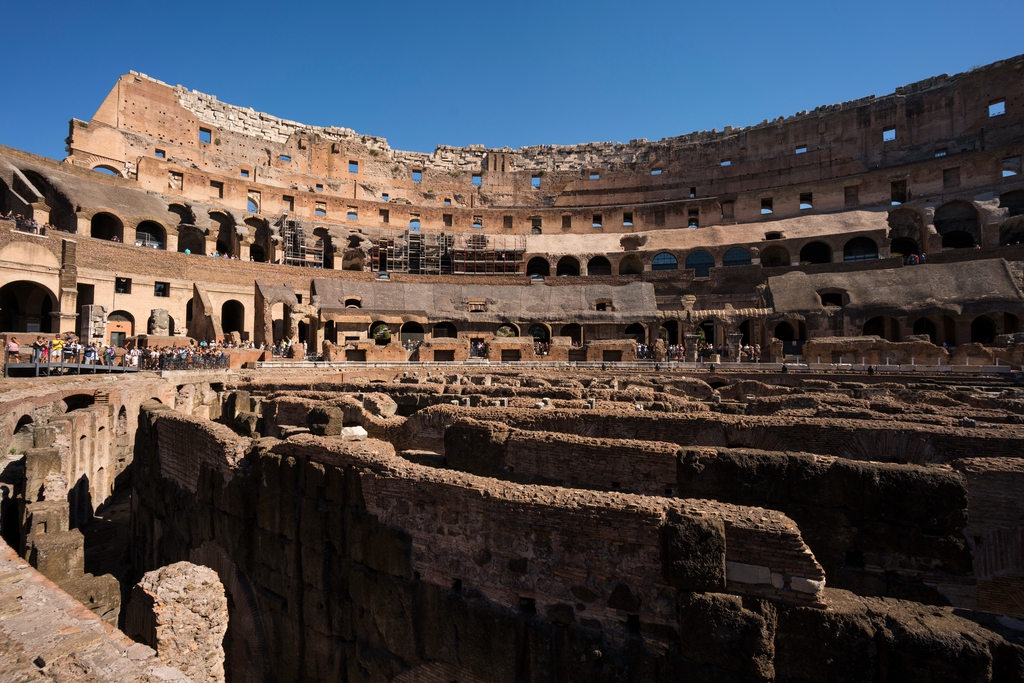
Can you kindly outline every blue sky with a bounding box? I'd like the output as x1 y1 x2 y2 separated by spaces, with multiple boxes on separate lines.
2 0 1022 160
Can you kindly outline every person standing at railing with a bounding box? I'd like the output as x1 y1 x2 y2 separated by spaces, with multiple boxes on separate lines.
31 336 44 363
6 337 20 363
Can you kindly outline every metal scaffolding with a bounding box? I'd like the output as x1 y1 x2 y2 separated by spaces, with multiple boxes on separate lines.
368 230 523 275
279 216 323 268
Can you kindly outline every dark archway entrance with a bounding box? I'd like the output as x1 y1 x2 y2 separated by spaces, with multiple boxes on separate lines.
221 300 245 336
526 257 550 277
90 213 123 241
0 281 56 333
587 256 611 276
971 316 996 344
799 241 832 264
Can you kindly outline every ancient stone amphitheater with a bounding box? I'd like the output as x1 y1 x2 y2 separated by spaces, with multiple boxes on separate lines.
1 55 1024 682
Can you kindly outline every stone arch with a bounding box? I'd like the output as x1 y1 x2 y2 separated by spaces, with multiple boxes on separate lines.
0 281 57 333
135 220 166 249
560 323 583 346
556 256 580 276
245 217 273 263
651 252 678 271
401 321 424 344
221 300 245 336
528 323 550 342
685 250 715 277
168 203 195 225
723 247 751 267
971 315 997 344
107 310 135 338
210 211 238 257
935 201 980 248
760 245 790 267
90 212 123 241
313 227 334 269
618 254 644 275
495 323 519 338
863 316 901 342
178 226 206 255
91 164 123 177
624 322 646 343
1000 190 1024 218
887 208 924 255
526 257 550 277
587 256 612 276
912 317 937 343
799 241 832 264
844 237 878 262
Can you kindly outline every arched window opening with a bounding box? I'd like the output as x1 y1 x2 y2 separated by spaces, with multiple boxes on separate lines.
177 226 206 255
863 316 901 342
799 241 831 265
913 317 937 343
495 324 518 338
935 201 980 249
221 300 245 336
135 221 166 249
0 281 57 333
556 256 580 276
651 252 678 271
587 256 612 276
92 165 121 176
819 292 844 307
685 251 715 277
370 321 393 346
210 212 238 257
560 323 583 346
618 255 644 275
90 213 123 242
623 323 646 343
526 257 550 277
890 237 920 257
401 321 425 344
844 237 878 262
971 316 996 344
723 247 751 267
528 325 550 343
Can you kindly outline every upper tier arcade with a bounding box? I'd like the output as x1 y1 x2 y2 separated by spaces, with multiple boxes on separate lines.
65 55 1024 234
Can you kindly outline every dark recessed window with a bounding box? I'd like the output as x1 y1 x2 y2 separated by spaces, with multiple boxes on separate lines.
990 100 1006 117
349 160 359 173
115 277 132 294
883 127 896 142
154 282 169 297
240 169 250 178
198 128 212 144
795 145 808 154
155 149 166 159
412 170 422 182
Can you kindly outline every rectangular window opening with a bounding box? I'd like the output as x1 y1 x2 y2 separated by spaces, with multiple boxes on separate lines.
240 169 250 178
943 167 961 188
155 149 166 159
651 169 662 176
721 159 731 167
154 282 169 298
531 217 542 230
472 174 482 186
935 148 947 157
443 198 451 205
409 215 421 230
654 210 666 226
279 154 291 162
760 198 774 215
443 213 454 227
348 160 359 173
210 180 223 199
531 175 541 187
315 201 327 216
1003 156 1022 177
561 215 572 230
198 128 212 144
891 180 908 205
689 187 696 198
115 277 132 294
347 207 358 220
687 209 699 228
765 231 782 241
623 212 633 227
800 192 813 210
589 172 600 180
472 216 483 229
592 214 603 228
382 193 389 202
283 195 294 212
844 186 859 208
379 208 389 223
412 170 422 183
315 183 324 192
989 100 1006 117
795 145 808 154
883 127 896 143
501 215 513 230
168 171 183 191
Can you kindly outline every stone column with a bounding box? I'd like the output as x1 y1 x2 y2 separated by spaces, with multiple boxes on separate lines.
685 334 701 362
727 332 743 362
126 561 228 683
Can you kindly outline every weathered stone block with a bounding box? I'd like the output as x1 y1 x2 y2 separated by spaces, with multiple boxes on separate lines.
443 419 509 475
660 510 726 591
678 593 776 679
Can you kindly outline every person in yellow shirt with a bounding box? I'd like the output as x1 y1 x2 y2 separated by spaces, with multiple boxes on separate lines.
51 336 63 364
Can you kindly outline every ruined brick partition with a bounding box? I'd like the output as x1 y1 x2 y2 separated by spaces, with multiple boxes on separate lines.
125 391 1024 683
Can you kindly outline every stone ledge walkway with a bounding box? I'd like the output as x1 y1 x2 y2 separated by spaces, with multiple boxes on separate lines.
0 538 192 683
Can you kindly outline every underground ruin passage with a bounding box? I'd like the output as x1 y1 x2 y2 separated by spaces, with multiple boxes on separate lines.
2 367 1024 681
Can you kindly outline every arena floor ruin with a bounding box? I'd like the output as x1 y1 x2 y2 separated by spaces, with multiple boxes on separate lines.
2 366 1024 682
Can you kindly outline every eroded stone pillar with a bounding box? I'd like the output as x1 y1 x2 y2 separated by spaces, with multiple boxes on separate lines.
126 561 228 683
685 334 700 362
